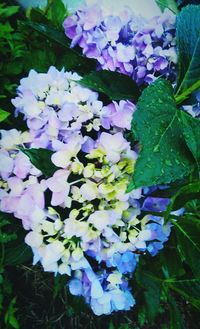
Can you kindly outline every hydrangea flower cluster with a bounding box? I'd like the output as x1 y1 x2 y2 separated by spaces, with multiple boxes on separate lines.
0 67 171 315
11 66 135 150
63 2 177 84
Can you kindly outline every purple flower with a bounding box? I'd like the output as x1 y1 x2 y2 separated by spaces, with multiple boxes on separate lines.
63 4 177 85
101 100 135 129
46 170 70 206
142 197 170 212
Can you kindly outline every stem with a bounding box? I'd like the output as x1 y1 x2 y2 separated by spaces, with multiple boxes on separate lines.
175 80 200 104
69 178 85 186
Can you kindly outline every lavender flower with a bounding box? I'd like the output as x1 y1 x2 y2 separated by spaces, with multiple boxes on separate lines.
63 3 177 85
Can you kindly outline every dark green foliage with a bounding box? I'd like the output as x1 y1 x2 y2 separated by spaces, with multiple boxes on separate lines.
168 294 186 329
175 5 200 100
0 212 26 329
180 111 200 171
135 264 162 322
173 217 200 277
78 70 140 101
20 148 57 177
165 181 200 219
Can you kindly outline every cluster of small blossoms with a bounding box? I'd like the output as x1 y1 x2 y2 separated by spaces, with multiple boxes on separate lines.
69 267 135 315
63 3 177 84
11 66 135 150
0 67 171 315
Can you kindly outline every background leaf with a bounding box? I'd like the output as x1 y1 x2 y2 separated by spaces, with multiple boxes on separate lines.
0 108 10 122
173 217 200 277
165 181 200 220
136 266 161 322
155 0 179 13
24 21 97 74
20 148 57 177
168 294 186 329
79 70 140 101
180 111 200 171
176 5 200 97
168 279 200 310
45 0 68 29
4 243 32 266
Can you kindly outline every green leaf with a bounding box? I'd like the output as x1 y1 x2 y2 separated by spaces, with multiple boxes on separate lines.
46 0 68 28
155 0 179 14
176 5 200 97
0 108 10 122
24 22 97 74
24 21 71 48
4 297 20 329
27 7 51 25
161 247 185 278
180 111 200 171
0 4 19 18
168 279 200 310
173 217 200 276
168 294 186 329
128 79 194 191
24 47 56 72
4 243 32 266
108 321 115 329
136 267 161 322
78 70 140 101
165 181 200 221
20 148 57 177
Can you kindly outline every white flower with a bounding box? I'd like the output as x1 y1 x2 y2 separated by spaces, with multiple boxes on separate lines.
58 263 71 275
25 231 43 248
41 240 65 267
72 247 84 261
80 181 99 201
88 210 119 231
64 218 89 238
51 135 82 168
99 132 129 163
107 271 122 285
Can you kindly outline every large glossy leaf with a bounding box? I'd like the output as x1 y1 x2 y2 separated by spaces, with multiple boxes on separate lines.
20 148 57 177
173 217 200 276
176 5 200 97
128 79 194 191
25 21 70 47
78 70 140 101
24 22 97 74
